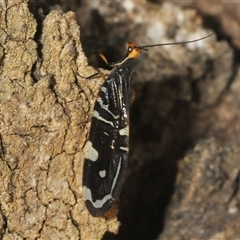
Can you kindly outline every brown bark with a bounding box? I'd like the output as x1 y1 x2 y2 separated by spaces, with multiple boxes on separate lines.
0 1 118 239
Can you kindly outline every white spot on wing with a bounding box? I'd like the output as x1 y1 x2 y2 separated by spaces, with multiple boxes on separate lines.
119 125 129 136
84 141 98 162
120 146 129 152
83 157 122 209
99 170 106 178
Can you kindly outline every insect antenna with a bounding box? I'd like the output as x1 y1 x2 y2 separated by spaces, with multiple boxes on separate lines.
138 33 214 50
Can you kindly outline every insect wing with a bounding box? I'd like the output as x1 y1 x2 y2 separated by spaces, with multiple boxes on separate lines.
83 67 132 217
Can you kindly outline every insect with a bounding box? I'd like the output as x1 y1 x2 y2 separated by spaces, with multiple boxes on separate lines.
82 33 213 217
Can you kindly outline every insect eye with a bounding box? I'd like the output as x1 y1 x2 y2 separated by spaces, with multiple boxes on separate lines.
128 47 132 52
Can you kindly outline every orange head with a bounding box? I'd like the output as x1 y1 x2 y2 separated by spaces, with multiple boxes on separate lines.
127 41 141 59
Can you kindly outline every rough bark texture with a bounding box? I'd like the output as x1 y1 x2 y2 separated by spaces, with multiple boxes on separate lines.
0 1 118 239
1 1 240 240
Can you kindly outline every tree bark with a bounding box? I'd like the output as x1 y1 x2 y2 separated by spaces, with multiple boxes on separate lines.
0 1 118 239
2 1 240 240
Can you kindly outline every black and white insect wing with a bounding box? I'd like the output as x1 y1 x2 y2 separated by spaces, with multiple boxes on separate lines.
83 66 132 217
